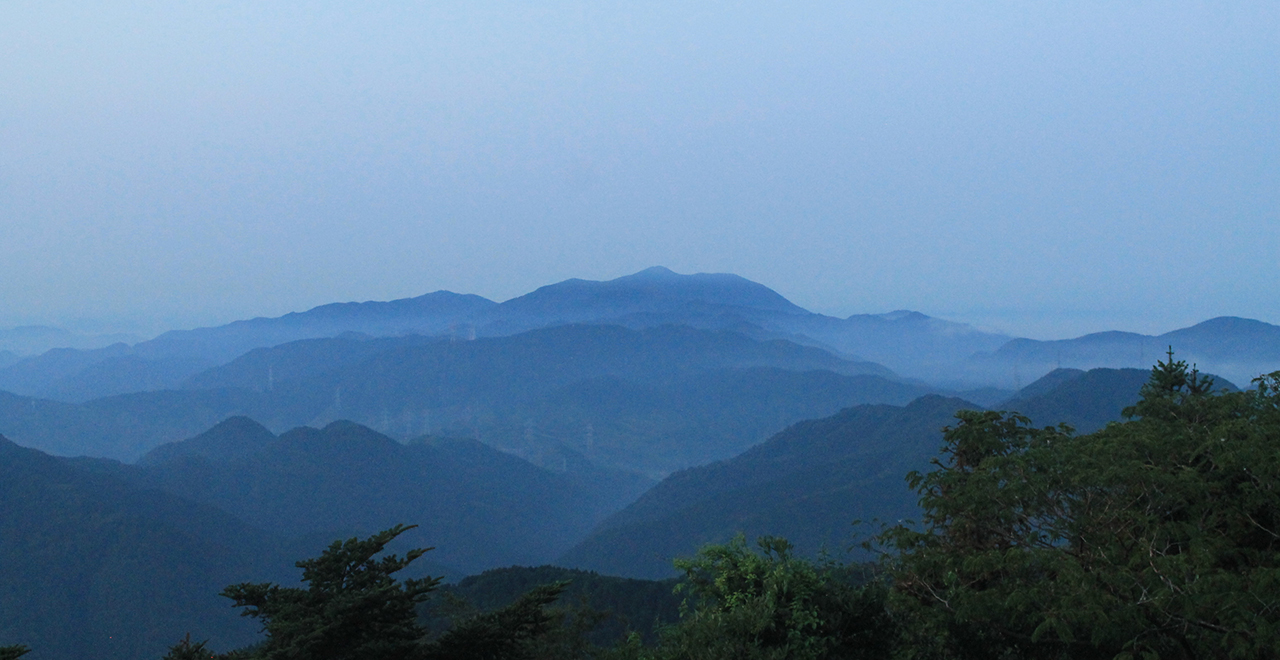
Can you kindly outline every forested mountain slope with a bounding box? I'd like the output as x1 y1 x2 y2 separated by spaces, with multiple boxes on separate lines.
559 395 976 579
99 418 648 574
0 435 277 660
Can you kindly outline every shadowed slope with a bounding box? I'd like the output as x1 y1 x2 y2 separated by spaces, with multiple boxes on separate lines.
559 395 975 579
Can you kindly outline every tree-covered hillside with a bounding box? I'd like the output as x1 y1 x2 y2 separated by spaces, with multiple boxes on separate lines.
89 418 645 575
0 435 280 659
560 395 975 579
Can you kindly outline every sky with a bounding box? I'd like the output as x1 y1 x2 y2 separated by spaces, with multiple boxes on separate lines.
1 1 1276 340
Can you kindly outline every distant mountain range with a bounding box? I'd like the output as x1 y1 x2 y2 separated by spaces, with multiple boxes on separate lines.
5 268 1275 406
0 268 999 401
965 317 1277 389
0 324 931 480
0 324 141 357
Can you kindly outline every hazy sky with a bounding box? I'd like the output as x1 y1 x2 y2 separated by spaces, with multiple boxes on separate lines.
1 1 1276 339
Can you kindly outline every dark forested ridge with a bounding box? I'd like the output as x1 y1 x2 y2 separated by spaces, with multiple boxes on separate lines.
558 395 975 579
0 415 652 659
0 434 279 660
561 365 1190 580
89 418 647 574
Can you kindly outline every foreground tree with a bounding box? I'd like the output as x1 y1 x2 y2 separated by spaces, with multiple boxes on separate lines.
213 525 585 660
222 524 441 660
881 354 1280 659
625 535 892 660
0 646 30 660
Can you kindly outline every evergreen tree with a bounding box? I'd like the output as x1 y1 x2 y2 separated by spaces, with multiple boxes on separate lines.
222 524 441 660
0 646 30 660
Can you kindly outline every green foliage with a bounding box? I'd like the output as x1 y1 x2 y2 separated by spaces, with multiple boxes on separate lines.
881 353 1280 659
638 535 893 660
222 524 441 660
426 581 583 660
161 635 249 660
0 646 30 660
435 565 681 645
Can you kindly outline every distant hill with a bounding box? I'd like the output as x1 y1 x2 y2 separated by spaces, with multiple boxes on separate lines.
559 394 977 579
118 418 651 575
0 293 494 401
0 434 277 660
770 311 1010 382
997 366 1238 434
469 367 935 478
174 324 916 476
999 368 1150 433
470 268 1011 381
479 266 808 331
8 268 1272 405
968 317 1280 389
0 325 928 475
0 387 263 459
0 325 140 356
0 268 1005 402
142 290 497 365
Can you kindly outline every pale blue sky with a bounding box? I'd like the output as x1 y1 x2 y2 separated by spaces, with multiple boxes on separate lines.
1 1 1276 339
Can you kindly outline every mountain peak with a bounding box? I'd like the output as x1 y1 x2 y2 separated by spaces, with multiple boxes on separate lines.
138 415 277 466
625 266 680 279
498 267 809 321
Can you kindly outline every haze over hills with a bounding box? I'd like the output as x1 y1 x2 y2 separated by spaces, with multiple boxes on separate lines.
0 293 494 401
4 268 1275 406
0 317 1262 655
0 325 141 357
0 268 993 402
967 317 1279 389
0 324 930 479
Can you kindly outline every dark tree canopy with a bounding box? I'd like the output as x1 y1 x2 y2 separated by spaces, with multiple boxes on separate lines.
221 524 441 660
881 354 1280 659
0 646 30 660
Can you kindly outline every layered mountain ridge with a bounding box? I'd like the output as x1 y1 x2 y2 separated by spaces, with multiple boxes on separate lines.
5 268 1274 408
